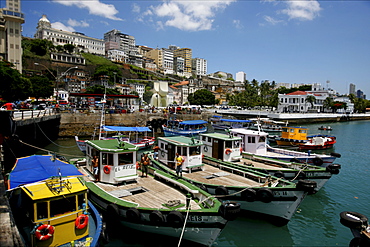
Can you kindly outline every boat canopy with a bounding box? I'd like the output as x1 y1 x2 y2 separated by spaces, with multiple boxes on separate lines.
8 155 83 190
220 119 251 123
178 120 208 125
102 125 152 132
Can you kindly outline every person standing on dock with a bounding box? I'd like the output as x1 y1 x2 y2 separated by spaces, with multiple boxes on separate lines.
175 153 184 178
141 153 150 177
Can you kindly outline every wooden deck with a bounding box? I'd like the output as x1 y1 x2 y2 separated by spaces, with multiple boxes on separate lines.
95 173 202 210
236 158 292 170
184 164 262 187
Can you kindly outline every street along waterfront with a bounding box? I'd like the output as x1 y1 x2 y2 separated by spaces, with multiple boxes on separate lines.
36 120 370 246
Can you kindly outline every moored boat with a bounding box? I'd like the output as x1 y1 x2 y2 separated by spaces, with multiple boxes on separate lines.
200 132 341 193
154 135 316 226
6 155 102 247
77 138 240 246
210 117 252 131
298 134 336 150
340 211 370 247
229 128 341 167
162 119 208 137
318 126 333 131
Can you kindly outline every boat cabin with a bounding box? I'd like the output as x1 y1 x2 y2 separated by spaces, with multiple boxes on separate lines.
8 177 89 246
281 126 307 141
85 139 139 184
157 136 204 173
229 128 269 155
199 132 242 162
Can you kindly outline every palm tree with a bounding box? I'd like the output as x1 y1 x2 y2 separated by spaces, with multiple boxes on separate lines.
305 95 316 111
323 97 334 112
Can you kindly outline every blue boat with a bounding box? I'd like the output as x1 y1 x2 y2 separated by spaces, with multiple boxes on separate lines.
211 117 252 130
162 119 208 136
6 155 103 247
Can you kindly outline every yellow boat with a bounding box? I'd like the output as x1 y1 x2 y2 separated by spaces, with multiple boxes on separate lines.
6 155 102 247
276 126 308 146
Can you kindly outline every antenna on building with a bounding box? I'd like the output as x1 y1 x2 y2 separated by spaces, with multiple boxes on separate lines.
326 80 330 90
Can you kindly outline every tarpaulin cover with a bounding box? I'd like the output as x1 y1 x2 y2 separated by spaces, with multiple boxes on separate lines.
8 155 83 189
178 120 208 125
102 125 152 132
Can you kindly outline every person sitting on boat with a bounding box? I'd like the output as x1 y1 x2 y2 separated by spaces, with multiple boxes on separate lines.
92 156 99 182
153 146 160 160
141 153 150 177
174 153 184 178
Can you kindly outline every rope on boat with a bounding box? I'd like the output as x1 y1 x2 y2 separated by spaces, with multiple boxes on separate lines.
290 164 309 181
177 204 191 247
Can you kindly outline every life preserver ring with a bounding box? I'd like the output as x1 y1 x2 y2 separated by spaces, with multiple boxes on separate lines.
75 214 89 229
136 162 140 169
35 224 55 241
240 147 243 153
103 165 111 174
225 148 232 155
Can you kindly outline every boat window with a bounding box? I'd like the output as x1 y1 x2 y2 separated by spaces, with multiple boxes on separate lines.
102 153 114 166
208 137 211 142
259 136 266 142
225 141 232 148
202 136 206 141
189 146 200 156
234 140 240 147
282 127 289 132
50 196 76 217
299 129 306 133
248 136 256 143
290 129 295 133
160 143 164 149
78 193 86 210
37 201 48 220
118 152 133 165
182 147 187 156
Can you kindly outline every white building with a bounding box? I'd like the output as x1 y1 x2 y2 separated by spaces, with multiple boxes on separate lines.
107 49 126 63
235 71 246 82
162 48 174 74
0 0 25 72
277 91 330 113
192 58 207 76
35 15 105 56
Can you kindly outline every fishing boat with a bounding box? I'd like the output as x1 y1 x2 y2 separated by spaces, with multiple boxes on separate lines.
77 138 240 246
162 119 208 137
154 136 316 226
200 132 341 193
6 155 102 247
249 118 286 133
211 118 252 131
340 211 370 247
298 134 336 150
318 126 333 131
229 128 341 167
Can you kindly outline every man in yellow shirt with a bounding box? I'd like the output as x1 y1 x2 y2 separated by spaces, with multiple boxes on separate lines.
175 153 184 178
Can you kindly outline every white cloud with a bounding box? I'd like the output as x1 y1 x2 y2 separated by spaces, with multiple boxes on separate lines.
132 3 141 13
67 19 89 28
233 19 243 29
263 15 285 25
280 0 322 21
145 0 236 31
51 22 75 32
52 0 122 21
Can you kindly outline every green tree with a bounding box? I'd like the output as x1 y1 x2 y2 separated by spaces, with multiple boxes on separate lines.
323 97 334 112
93 65 121 84
29 76 54 100
305 95 316 108
30 39 54 56
188 89 216 105
64 44 76 54
143 90 153 104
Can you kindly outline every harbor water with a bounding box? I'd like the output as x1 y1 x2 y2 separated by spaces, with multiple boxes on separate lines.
37 120 370 246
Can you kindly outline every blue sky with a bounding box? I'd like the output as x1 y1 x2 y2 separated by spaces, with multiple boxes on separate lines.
13 0 370 96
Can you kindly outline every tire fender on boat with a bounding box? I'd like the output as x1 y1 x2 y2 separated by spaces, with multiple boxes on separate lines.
167 211 185 228
103 165 111 174
35 224 55 241
219 201 241 221
106 204 120 225
326 164 341 174
75 214 89 229
312 157 324 166
241 188 257 202
274 171 285 178
256 188 273 203
297 179 317 194
330 152 341 158
340 211 368 229
126 208 141 222
149 210 165 225
215 186 229 195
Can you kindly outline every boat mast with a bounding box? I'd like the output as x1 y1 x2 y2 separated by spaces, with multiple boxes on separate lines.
98 88 107 140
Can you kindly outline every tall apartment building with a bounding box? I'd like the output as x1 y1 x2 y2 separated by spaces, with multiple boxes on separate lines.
162 48 174 74
146 48 163 71
174 56 184 76
192 58 207 76
235 71 246 82
0 0 25 72
34 15 105 56
173 48 192 77
349 83 356 95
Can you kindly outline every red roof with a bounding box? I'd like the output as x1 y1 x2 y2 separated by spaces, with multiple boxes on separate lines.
286 91 308 95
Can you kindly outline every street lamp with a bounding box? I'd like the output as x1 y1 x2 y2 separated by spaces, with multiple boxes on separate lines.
35 63 78 102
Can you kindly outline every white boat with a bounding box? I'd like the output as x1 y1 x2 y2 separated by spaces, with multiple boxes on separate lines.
154 135 316 226
229 128 341 167
249 118 286 133
76 138 240 246
210 117 252 130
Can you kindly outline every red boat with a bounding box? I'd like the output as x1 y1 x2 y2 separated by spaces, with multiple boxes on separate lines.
298 135 336 150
